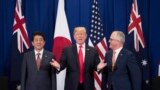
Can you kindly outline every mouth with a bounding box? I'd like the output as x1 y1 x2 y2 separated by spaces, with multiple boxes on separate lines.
78 39 83 41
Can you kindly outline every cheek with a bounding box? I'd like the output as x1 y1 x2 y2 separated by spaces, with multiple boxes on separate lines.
83 36 87 40
109 42 114 46
41 42 45 46
74 36 78 40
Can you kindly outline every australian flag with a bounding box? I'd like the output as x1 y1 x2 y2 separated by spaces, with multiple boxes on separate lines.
127 0 151 90
10 0 30 89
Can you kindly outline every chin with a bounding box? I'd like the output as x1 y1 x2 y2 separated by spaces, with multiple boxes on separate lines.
36 48 43 50
77 42 83 44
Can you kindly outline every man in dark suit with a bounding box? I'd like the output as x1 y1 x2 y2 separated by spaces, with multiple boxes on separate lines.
21 32 56 90
102 31 141 90
50 27 106 90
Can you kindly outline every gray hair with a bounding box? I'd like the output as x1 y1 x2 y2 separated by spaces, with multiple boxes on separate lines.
114 31 125 44
73 27 87 34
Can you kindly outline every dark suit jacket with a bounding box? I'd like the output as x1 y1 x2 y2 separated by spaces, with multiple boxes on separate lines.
102 48 141 90
21 50 56 90
59 45 100 90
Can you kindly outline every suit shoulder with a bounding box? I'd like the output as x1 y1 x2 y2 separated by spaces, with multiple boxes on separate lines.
106 50 112 54
62 45 72 51
24 50 33 55
123 48 132 53
43 50 54 57
87 46 97 52
122 48 134 56
87 46 95 49
44 50 52 54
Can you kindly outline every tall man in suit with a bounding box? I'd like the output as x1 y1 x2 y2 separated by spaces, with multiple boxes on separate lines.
21 32 56 90
102 31 141 90
50 27 106 90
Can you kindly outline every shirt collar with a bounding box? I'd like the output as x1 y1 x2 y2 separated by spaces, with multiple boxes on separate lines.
76 43 85 48
114 47 123 54
34 49 44 55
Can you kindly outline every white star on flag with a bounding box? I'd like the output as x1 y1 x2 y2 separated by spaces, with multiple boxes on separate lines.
142 59 147 66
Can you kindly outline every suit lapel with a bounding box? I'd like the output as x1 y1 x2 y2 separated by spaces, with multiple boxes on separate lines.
115 48 124 66
30 51 38 71
72 45 79 68
40 50 46 69
40 50 50 70
84 45 91 70
108 51 113 67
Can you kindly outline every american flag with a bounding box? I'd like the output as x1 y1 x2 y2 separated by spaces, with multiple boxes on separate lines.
128 0 151 90
88 0 108 90
13 0 30 53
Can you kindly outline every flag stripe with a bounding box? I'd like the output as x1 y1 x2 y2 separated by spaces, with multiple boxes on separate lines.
101 38 108 51
95 46 105 60
94 79 101 90
94 72 101 88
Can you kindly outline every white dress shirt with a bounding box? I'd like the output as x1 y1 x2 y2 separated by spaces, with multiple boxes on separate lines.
34 49 44 60
114 47 123 62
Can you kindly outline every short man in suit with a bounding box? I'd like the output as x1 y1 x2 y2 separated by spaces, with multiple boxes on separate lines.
21 32 56 90
102 31 141 90
50 27 106 90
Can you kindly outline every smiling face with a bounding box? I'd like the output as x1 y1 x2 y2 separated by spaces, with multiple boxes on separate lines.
73 27 87 45
32 35 45 52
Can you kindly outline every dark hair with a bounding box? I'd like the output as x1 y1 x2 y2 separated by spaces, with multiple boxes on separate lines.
31 31 45 41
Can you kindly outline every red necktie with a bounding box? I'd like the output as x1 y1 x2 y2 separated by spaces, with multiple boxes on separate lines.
36 53 41 70
78 45 84 83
